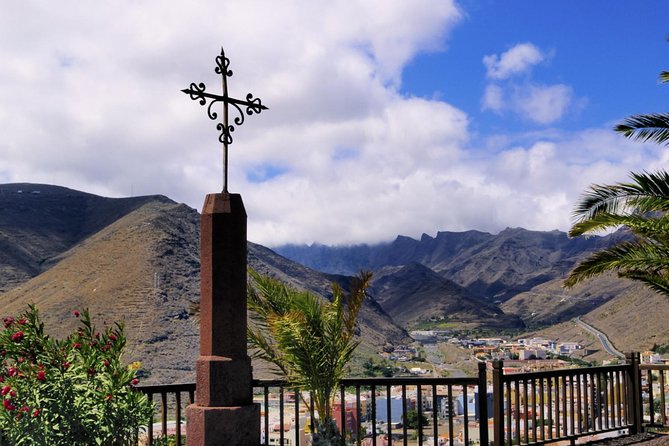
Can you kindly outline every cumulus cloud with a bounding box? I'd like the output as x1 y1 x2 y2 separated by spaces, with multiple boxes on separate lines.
483 43 544 80
482 84 504 112
515 84 574 124
0 1 665 246
484 83 574 124
481 42 578 125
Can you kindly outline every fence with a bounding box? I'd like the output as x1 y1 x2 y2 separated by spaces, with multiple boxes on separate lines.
137 352 669 445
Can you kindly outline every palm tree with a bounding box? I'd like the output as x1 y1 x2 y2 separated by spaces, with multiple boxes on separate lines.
565 38 669 295
564 171 669 297
247 269 372 443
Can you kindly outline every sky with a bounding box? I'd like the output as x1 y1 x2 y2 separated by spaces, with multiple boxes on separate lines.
1 1 669 247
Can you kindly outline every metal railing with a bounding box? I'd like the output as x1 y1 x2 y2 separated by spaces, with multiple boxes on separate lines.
136 383 194 445
137 363 488 446
137 352 669 446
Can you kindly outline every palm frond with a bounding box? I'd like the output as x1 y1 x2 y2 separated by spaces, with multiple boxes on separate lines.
246 269 371 422
619 270 669 298
660 71 669 83
614 113 669 146
571 170 669 223
564 241 669 288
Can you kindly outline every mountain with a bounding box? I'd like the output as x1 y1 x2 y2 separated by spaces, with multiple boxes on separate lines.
370 262 523 328
277 226 669 355
2 182 667 375
275 227 625 302
0 183 171 293
0 184 408 384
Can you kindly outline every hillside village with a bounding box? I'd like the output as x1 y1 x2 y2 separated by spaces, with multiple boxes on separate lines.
377 331 669 378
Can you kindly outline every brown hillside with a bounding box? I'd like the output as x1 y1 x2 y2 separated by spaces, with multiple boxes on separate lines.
0 200 201 385
512 275 669 359
582 284 669 353
0 183 171 293
501 273 632 326
0 193 409 383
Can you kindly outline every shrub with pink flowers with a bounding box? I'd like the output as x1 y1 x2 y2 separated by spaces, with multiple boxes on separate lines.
0 305 153 445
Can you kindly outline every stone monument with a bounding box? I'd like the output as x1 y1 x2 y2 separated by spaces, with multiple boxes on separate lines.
182 48 268 445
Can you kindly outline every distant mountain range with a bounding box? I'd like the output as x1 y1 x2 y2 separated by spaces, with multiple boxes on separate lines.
1 183 667 383
275 227 628 302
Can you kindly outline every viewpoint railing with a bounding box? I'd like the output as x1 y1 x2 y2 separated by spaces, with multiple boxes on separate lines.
491 359 636 446
137 352 669 446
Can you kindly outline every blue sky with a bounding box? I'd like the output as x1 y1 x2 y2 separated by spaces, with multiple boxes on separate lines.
404 1 669 134
1 1 668 246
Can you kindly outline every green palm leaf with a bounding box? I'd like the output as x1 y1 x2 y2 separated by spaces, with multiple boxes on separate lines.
567 38 669 297
565 241 669 289
572 171 669 223
246 269 371 428
614 113 669 146
619 270 669 297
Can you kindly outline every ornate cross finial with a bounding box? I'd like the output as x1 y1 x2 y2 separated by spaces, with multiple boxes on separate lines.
182 48 268 193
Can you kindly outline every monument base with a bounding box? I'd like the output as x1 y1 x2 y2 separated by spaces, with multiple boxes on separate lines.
186 404 260 446
195 355 253 407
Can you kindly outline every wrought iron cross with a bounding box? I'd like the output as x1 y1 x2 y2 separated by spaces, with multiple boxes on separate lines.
182 48 268 193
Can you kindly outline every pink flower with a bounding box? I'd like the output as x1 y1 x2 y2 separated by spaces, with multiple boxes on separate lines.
109 334 117 342
3 317 14 328
105 393 113 401
7 367 17 377
1 386 11 396
36 371 46 382
17 318 26 325
3 399 15 411
61 361 70 370
10 332 23 342
131 378 140 386
19 406 29 413
72 342 81 349
32 408 40 417
102 360 110 367
73 310 80 317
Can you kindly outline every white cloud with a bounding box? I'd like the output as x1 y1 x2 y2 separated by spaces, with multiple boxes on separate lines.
481 43 578 125
482 84 504 112
483 43 545 80
514 83 574 124
482 82 574 124
0 1 665 247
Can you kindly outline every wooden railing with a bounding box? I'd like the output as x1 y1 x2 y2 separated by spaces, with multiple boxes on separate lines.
640 362 669 428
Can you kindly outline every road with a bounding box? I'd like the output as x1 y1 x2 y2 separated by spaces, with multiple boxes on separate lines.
573 317 625 359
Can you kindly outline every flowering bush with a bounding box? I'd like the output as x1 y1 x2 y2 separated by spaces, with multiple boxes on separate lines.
0 305 153 445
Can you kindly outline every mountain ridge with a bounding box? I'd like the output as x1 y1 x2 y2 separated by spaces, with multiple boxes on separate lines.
1 182 666 380
0 184 409 383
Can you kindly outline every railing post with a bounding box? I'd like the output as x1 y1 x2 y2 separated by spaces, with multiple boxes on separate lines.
478 361 490 446
492 360 504 446
626 352 642 434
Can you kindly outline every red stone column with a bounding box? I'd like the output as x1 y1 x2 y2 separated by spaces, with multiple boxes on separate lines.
187 193 259 446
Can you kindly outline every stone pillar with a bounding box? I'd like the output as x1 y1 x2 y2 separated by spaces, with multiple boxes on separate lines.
187 193 259 446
